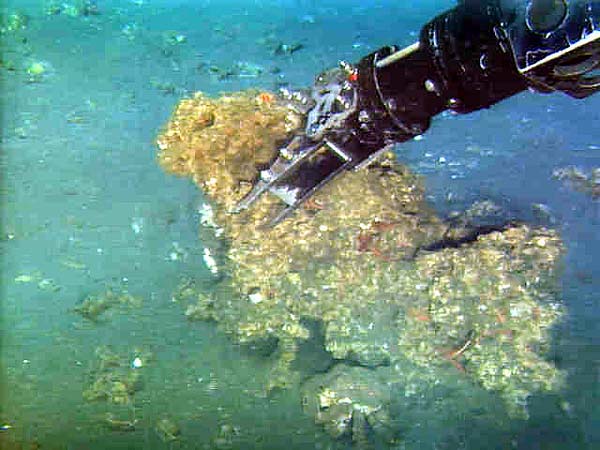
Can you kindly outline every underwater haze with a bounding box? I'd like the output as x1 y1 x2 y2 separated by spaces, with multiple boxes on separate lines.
1 1 599 449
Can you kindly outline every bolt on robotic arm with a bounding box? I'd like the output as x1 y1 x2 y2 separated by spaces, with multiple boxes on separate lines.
233 0 600 226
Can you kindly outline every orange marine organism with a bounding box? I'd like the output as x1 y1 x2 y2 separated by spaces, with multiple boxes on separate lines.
256 91 276 105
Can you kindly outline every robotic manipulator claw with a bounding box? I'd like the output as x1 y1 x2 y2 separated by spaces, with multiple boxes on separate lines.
231 64 388 226
231 1 600 228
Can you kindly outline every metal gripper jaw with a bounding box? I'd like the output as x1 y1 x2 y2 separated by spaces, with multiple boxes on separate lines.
231 134 355 226
231 65 366 226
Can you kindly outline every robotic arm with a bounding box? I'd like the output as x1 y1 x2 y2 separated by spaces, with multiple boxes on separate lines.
233 0 600 225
